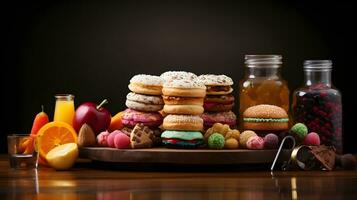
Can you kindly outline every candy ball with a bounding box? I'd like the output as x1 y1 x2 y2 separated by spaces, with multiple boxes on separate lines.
263 133 279 149
208 133 225 149
97 130 110 147
107 130 120 148
304 132 321 146
225 138 239 149
290 123 308 140
239 130 257 148
246 136 264 150
114 132 130 149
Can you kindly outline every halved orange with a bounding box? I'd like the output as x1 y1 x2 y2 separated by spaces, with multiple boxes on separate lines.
36 121 77 159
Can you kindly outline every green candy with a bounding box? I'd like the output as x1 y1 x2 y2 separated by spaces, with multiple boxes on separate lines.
290 123 308 139
208 133 225 149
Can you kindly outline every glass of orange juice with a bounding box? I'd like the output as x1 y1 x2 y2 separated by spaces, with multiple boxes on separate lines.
54 94 75 126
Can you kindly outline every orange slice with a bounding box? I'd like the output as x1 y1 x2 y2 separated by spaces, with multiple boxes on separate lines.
36 121 77 159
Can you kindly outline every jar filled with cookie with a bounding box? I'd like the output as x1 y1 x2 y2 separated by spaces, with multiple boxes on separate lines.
239 55 290 123
292 60 343 153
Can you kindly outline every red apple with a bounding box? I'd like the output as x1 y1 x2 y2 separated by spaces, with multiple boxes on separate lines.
73 99 111 135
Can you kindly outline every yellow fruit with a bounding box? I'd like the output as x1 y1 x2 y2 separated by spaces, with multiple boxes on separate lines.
45 143 78 170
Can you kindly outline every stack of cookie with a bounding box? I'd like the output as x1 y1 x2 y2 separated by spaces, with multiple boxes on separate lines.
122 74 164 147
160 71 206 148
198 74 237 129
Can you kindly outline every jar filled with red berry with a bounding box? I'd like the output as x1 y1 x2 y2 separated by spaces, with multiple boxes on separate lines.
292 60 343 153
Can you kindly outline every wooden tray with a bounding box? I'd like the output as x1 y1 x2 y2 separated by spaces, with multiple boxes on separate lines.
79 147 291 165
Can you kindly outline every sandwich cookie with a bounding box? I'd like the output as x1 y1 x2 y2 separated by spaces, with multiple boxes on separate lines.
128 74 163 95
160 71 197 83
126 92 164 112
203 94 234 112
163 114 203 131
122 108 163 128
198 74 233 95
243 104 289 131
162 79 206 98
201 111 237 127
161 130 204 148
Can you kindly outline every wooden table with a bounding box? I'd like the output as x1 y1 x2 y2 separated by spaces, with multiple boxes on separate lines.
1 155 357 200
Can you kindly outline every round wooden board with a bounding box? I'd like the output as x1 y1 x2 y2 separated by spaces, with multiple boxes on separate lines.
79 147 291 165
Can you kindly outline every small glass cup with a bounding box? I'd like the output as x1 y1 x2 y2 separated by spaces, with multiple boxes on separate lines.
7 134 38 169
54 94 75 126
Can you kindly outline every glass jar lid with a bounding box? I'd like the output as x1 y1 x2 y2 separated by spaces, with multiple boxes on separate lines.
304 60 332 71
245 55 282 68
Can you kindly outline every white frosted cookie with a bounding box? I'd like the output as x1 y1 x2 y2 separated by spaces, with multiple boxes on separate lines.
160 71 197 83
128 74 163 95
130 74 163 86
197 74 234 86
197 74 233 95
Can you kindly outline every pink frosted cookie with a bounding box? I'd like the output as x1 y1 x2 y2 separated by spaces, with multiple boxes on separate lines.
97 130 110 147
114 132 130 149
201 111 237 127
246 136 264 150
107 130 120 148
122 108 163 127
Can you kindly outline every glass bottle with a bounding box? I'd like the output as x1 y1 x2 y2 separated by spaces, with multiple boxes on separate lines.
239 55 290 121
54 94 75 126
292 60 343 153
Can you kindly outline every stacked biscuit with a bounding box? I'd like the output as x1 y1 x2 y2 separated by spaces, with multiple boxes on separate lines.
198 74 237 129
160 71 206 148
122 74 164 148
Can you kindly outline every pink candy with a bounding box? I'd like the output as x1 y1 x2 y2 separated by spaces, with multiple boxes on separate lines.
246 136 264 150
304 132 321 146
97 131 110 146
114 133 130 149
97 130 130 149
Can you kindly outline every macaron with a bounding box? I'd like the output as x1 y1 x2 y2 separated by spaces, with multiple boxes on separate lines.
239 130 257 148
122 108 163 128
203 94 235 112
246 136 264 150
163 114 203 131
197 74 234 95
201 111 237 127
243 104 289 131
161 130 204 148
162 79 206 98
128 74 163 95
125 92 164 112
160 71 197 83
114 132 130 149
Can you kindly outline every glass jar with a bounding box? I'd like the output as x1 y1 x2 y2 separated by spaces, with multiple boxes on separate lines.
54 94 75 126
239 55 290 120
292 60 343 153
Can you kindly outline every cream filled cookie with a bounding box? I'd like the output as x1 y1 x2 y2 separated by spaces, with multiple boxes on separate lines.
198 74 233 95
128 74 163 95
125 92 164 112
163 104 204 115
163 114 203 131
162 79 206 97
162 96 204 105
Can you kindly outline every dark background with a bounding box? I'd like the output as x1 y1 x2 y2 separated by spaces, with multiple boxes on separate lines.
1 1 355 153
